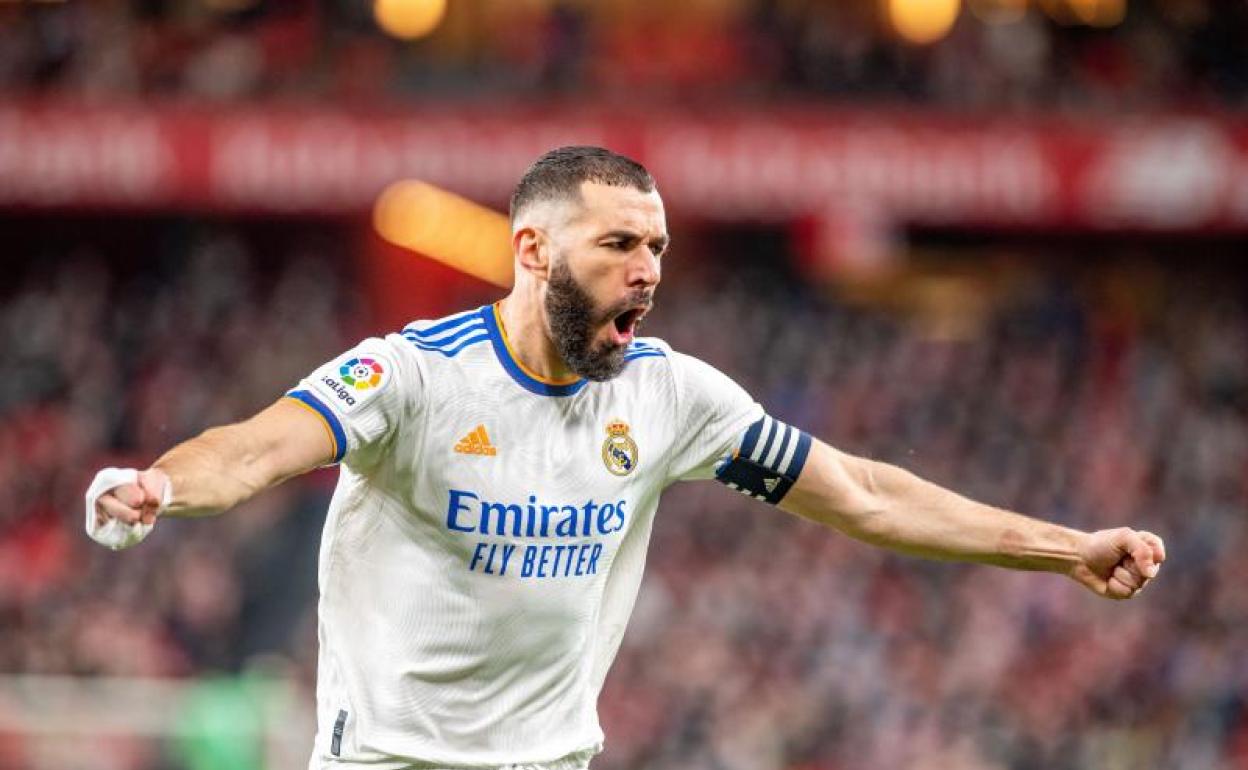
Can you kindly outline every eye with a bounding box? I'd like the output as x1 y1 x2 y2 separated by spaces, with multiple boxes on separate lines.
649 242 667 257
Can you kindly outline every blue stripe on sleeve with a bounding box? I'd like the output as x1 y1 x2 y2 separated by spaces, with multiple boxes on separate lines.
287 390 348 464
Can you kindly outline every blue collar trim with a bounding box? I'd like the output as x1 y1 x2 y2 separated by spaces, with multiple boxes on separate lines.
481 305 589 397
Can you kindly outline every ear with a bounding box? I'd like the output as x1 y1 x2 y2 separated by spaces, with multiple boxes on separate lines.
513 226 550 280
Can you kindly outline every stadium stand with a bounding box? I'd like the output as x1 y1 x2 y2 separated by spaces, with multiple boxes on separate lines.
0 0 1245 109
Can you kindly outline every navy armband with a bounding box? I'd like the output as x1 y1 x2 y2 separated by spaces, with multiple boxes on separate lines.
714 415 812 504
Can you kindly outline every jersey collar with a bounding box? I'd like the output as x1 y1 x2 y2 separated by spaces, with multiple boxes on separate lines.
481 304 589 397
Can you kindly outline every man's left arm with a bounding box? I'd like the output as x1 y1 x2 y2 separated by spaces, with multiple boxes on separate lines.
776 437 1166 600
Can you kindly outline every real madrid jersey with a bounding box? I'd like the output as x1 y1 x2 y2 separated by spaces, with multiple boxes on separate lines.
285 303 763 769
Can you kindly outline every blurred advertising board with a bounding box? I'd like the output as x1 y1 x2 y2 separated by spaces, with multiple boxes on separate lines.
3 101 1248 231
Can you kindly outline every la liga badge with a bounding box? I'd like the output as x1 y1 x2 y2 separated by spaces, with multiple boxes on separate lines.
313 352 392 414
340 356 387 390
602 419 638 476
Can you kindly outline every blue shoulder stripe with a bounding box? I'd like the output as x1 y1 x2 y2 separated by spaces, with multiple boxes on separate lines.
403 329 489 358
404 308 482 339
624 340 666 361
624 351 666 362
409 319 486 348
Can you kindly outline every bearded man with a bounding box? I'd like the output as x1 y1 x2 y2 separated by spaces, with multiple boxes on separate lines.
87 146 1165 770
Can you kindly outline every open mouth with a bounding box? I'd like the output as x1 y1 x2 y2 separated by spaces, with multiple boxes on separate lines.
609 306 648 343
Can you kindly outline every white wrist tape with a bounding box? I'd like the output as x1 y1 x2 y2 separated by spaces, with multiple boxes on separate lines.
84 467 169 550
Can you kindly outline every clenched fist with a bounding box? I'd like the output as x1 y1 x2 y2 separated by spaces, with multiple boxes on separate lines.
93 468 171 528
1069 527 1166 600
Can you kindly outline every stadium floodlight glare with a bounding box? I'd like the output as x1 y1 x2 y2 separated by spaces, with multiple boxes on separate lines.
373 180 513 288
1065 0 1125 26
373 0 448 41
1038 0 1125 26
887 0 962 44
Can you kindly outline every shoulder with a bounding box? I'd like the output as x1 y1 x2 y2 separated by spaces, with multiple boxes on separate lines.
621 337 738 390
344 306 491 399
620 336 682 386
624 337 726 384
394 306 492 361
643 342 753 415
623 336 671 364
620 338 745 412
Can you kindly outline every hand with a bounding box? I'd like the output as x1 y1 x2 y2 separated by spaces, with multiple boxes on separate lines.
1069 527 1166 600
94 468 170 528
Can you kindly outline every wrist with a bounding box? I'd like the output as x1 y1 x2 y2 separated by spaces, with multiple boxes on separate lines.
997 522 1087 573
1064 529 1092 576
141 466 174 516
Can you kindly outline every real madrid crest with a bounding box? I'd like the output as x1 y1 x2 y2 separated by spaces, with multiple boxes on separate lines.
601 419 639 477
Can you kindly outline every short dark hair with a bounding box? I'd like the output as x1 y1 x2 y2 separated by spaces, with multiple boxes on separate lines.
509 146 655 224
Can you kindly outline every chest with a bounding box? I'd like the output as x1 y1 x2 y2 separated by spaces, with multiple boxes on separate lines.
393 374 669 583
401 368 675 508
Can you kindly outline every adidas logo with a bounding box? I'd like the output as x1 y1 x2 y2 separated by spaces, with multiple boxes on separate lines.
763 476 780 494
454 424 497 456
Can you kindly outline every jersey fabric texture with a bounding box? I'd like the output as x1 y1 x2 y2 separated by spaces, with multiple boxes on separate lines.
287 304 768 769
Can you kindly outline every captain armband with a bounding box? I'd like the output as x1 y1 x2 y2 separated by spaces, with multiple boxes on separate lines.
714 415 813 504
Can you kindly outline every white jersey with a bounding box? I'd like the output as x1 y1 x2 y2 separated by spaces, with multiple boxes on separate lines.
287 303 763 769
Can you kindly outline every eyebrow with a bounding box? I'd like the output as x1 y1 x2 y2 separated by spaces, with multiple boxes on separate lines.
600 230 671 251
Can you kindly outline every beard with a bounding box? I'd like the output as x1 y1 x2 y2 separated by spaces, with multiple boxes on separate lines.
545 259 648 382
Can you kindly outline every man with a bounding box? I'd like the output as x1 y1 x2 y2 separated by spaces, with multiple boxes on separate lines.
87 146 1165 770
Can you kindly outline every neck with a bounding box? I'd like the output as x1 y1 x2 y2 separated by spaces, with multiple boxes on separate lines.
497 292 581 384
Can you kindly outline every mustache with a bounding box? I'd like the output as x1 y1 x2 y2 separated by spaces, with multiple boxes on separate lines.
598 290 655 324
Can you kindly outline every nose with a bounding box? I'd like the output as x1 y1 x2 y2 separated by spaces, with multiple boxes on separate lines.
629 247 661 288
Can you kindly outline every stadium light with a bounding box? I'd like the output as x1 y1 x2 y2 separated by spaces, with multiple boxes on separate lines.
1040 0 1125 26
372 180 513 288
887 0 963 44
1067 0 1126 26
373 0 448 41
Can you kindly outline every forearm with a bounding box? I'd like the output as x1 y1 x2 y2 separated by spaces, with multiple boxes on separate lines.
150 399 335 518
783 444 1086 573
152 424 276 517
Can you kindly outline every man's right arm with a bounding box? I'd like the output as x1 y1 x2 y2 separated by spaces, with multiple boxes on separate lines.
93 397 336 527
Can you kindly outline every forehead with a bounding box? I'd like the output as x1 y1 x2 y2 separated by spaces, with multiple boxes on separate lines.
568 181 666 235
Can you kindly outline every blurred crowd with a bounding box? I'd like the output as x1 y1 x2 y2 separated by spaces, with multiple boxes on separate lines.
2 224 1247 769
0 223 364 687
0 0 1246 112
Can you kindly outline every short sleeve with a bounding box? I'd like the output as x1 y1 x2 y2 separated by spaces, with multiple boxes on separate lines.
665 350 765 483
284 335 419 469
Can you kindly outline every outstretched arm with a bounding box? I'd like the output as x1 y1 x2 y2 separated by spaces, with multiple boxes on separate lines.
93 398 335 527
778 438 1165 599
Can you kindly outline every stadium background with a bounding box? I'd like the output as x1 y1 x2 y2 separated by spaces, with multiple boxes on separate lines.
1 0 1246 768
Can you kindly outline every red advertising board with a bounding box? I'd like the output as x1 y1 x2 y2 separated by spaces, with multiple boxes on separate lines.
4 100 1248 231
